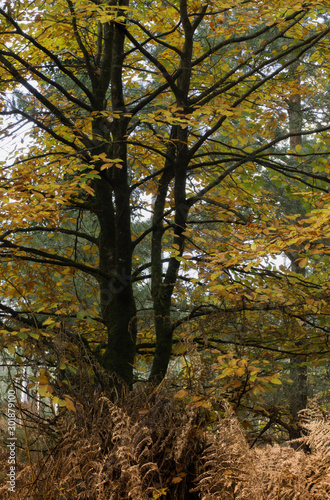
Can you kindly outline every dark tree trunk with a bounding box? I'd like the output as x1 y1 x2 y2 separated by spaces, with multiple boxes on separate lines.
149 8 194 381
286 87 308 444
94 176 137 386
91 6 137 387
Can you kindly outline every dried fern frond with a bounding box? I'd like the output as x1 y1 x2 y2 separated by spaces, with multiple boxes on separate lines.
195 400 330 500
3 387 330 500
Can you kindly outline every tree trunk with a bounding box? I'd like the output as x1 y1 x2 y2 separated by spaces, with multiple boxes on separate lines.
92 11 137 387
149 11 194 381
286 85 308 443
95 176 137 386
150 125 190 382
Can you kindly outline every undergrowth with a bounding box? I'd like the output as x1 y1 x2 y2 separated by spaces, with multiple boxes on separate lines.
1 386 330 499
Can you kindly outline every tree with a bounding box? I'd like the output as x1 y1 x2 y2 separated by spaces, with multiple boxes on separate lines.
0 0 329 392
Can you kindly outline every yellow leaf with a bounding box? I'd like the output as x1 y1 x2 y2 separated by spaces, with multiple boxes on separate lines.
152 489 168 499
270 377 282 385
235 367 246 377
38 386 52 397
42 318 55 326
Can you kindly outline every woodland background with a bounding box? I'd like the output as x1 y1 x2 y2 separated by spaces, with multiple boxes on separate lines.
0 0 330 497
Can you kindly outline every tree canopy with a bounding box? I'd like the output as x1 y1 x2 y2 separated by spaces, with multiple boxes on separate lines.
0 0 329 423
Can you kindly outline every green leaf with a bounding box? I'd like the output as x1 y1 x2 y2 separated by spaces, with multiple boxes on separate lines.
17 332 28 340
29 332 40 339
7 345 16 355
270 377 282 385
77 311 87 320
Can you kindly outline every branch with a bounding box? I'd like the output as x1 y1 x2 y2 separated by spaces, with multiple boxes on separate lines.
187 122 330 206
1 227 98 245
67 0 96 85
123 25 180 96
128 18 182 55
0 49 92 111
0 303 42 329
0 240 108 280
0 8 94 102
190 8 307 69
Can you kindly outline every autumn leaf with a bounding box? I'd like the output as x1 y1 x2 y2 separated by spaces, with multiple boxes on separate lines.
64 396 76 413
174 389 188 399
